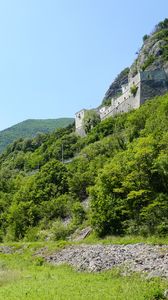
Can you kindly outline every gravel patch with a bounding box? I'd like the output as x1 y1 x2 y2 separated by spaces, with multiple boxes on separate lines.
44 243 168 277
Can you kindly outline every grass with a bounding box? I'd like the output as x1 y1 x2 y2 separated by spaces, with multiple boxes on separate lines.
83 233 168 245
0 238 167 300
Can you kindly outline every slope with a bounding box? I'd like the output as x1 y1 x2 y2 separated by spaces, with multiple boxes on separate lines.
0 118 74 153
0 93 168 241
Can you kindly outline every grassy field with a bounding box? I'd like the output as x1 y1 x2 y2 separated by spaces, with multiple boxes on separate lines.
83 233 168 245
0 240 167 300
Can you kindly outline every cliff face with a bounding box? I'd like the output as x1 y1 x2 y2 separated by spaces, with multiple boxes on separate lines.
129 20 168 77
102 67 129 106
102 18 168 106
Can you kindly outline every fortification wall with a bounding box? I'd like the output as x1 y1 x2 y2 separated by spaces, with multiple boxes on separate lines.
75 68 168 135
101 91 140 120
100 73 141 120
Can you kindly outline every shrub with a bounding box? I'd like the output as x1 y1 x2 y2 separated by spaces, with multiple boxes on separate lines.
130 84 138 96
141 55 155 71
51 220 69 240
143 34 149 42
83 110 101 134
71 202 86 225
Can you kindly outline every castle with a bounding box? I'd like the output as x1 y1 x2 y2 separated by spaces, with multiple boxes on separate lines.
75 68 168 136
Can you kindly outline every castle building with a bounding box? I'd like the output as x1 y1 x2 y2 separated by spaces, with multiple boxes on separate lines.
75 109 87 136
75 68 168 136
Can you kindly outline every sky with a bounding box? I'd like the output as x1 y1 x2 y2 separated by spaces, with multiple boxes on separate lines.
0 0 168 130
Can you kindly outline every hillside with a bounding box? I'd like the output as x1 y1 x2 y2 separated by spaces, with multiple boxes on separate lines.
0 118 74 153
0 92 168 241
0 19 168 243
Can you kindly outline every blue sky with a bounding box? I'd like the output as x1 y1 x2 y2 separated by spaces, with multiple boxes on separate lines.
0 0 168 130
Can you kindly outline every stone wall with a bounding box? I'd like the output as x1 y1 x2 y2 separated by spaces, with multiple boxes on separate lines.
100 93 140 120
75 68 168 135
100 69 168 121
100 73 141 120
75 109 86 136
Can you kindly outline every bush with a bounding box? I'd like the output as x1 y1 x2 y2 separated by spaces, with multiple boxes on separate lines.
130 84 138 96
83 110 101 134
71 202 86 225
143 34 149 42
141 55 155 71
51 220 69 240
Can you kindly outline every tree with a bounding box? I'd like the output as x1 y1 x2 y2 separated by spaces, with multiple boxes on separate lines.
83 110 100 134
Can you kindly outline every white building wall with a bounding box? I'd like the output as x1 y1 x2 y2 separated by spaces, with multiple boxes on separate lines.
75 109 86 129
100 73 141 120
75 109 86 136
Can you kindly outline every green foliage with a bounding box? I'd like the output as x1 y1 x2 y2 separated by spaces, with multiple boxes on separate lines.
89 94 168 237
1 93 168 240
153 29 168 40
83 110 101 133
50 220 70 240
130 84 138 96
101 98 111 106
155 18 168 32
0 118 74 153
71 202 86 225
0 245 167 300
143 34 149 42
141 55 155 71
162 43 168 61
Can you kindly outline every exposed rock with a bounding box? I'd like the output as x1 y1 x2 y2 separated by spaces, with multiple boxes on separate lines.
81 197 90 210
72 227 92 242
129 31 168 77
103 22 168 105
102 68 129 105
0 246 13 254
164 289 168 298
62 217 71 227
44 243 168 278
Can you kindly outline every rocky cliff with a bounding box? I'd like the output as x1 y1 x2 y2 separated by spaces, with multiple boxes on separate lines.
102 67 129 106
102 18 168 105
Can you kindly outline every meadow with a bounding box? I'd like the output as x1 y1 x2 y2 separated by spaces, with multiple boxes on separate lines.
0 238 168 300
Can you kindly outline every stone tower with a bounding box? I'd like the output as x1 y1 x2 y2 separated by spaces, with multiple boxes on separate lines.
75 109 86 136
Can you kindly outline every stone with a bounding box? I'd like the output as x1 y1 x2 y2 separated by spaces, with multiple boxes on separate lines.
42 243 168 278
73 227 92 242
164 290 168 299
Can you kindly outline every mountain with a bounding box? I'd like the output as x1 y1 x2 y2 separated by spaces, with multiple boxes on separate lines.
102 18 168 105
0 19 168 242
0 118 74 153
0 92 168 241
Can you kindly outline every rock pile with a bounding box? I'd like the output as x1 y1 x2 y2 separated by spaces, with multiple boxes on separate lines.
0 246 13 254
45 243 168 277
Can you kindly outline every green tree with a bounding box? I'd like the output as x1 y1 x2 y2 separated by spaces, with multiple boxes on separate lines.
83 110 100 134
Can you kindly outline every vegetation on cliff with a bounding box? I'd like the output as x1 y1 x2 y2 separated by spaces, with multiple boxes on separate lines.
102 18 168 105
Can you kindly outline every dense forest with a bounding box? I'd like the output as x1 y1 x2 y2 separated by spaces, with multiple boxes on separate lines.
0 93 168 241
0 118 74 153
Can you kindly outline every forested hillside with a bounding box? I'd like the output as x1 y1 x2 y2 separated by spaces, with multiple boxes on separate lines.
0 93 168 241
0 118 74 153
